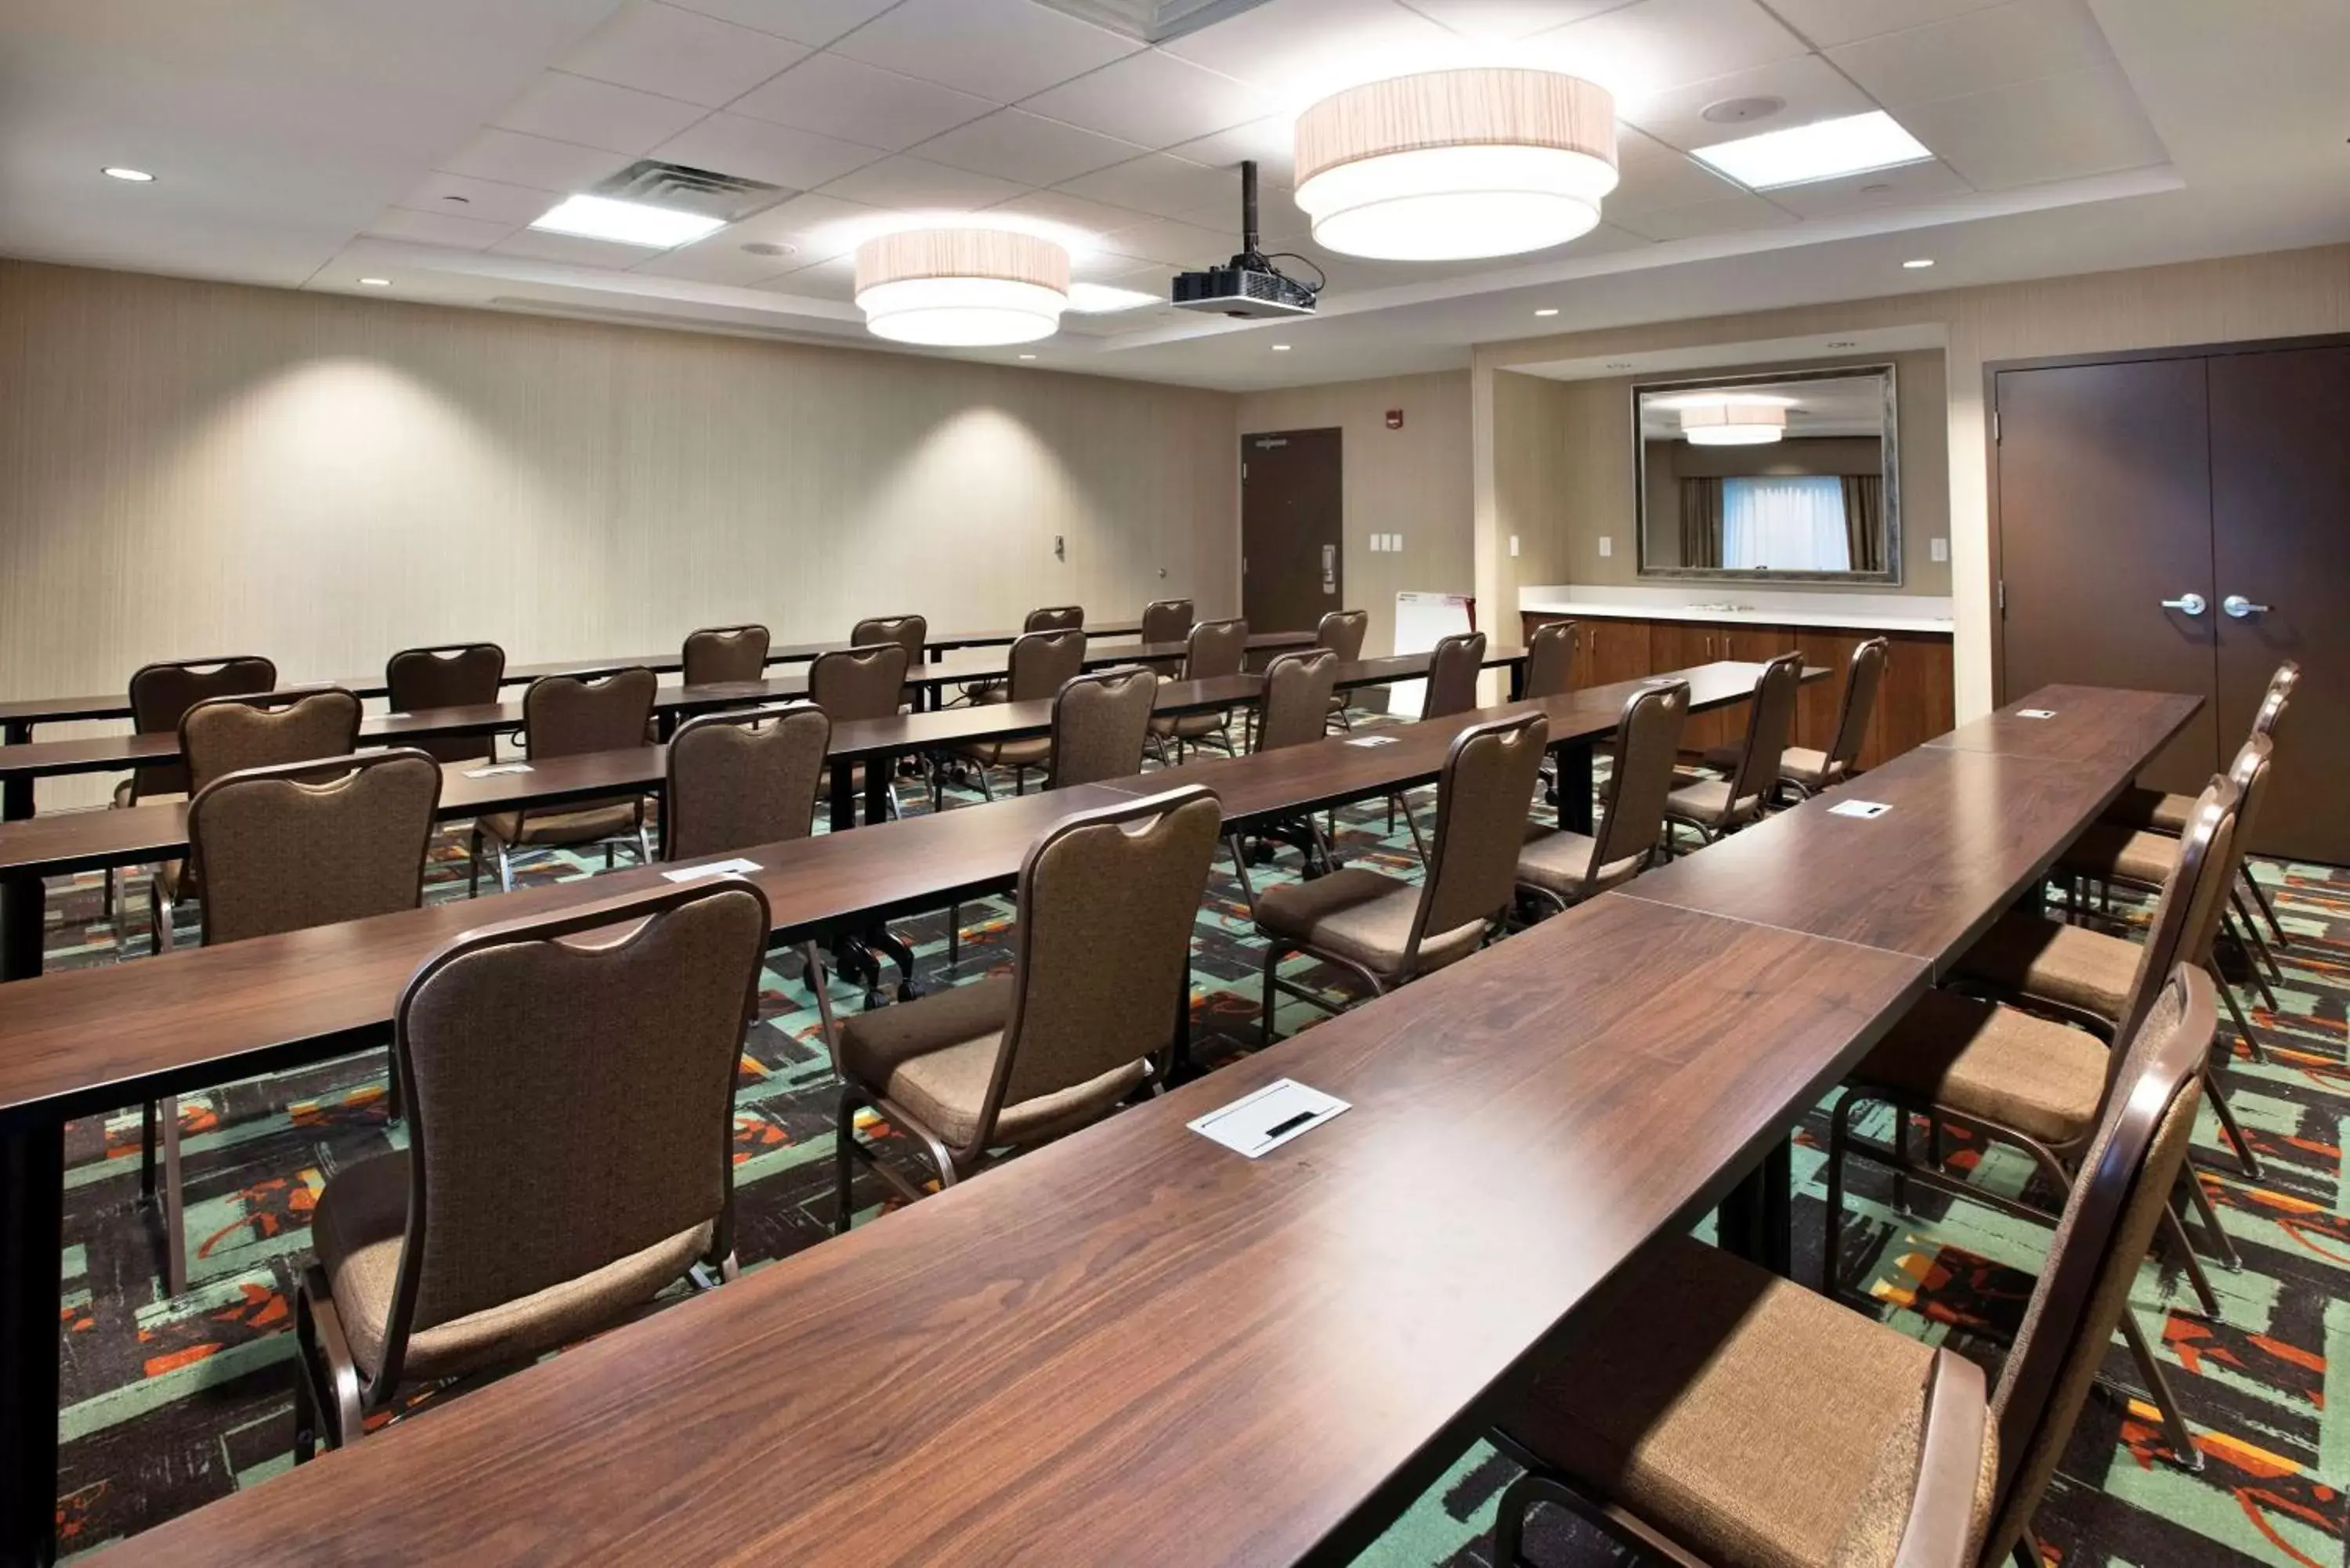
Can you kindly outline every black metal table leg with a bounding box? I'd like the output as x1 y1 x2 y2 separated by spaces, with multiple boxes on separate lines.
862 747 891 826
1716 1133 1794 1277
1 877 42 985
0 1119 64 1568
1555 739 1596 834
1508 661 1524 701
828 759 856 833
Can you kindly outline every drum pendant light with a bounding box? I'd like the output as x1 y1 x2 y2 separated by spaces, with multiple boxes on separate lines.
854 229 1070 346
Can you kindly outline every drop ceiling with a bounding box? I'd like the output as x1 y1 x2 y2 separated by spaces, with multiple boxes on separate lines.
2 0 2345 390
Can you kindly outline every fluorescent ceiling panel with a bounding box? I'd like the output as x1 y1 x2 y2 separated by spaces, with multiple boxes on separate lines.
528 194 727 248
1690 110 1931 190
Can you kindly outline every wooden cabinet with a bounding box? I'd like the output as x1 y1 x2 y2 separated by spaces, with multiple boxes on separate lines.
1586 618 1652 688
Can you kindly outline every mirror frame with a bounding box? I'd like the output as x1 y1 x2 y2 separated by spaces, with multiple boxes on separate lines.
1631 362 1902 586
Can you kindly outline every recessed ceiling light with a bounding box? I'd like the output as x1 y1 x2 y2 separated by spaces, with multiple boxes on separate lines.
1690 110 1931 191
1902 258 1935 269
1065 283 1162 314
1534 307 1560 317
357 277 392 287
1018 353 1037 360
1271 343 1292 352
102 166 154 182
1701 96 1785 126
530 194 725 249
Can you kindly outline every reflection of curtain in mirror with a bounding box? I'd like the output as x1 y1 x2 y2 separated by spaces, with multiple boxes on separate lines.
1678 477 1723 569
1721 476 1850 572
1842 475 1884 572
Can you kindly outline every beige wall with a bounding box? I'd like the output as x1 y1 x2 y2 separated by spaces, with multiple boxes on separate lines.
1475 241 2350 721
1495 349 1950 595
1234 370 1472 666
0 261 1238 804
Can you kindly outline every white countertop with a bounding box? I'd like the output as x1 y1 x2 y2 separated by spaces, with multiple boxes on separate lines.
1519 584 1953 636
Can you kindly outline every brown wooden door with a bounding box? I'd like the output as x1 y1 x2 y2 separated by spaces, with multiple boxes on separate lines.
2208 345 2350 862
1240 428 1342 633
1995 359 2220 793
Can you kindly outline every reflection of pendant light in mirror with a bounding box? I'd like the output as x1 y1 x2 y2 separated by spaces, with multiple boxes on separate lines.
1681 402 1787 446
855 229 1069 346
1293 68 1618 261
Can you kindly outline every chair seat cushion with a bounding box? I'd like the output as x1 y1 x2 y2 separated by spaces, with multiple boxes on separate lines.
312 1151 710 1386
1253 866 1482 980
960 735 1052 771
1498 1233 1972 1568
1855 988 2108 1143
1779 746 1834 789
2058 822 2176 887
477 798 642 847
1955 911 2135 1024
1665 779 1761 831
837 975 1144 1150
1517 826 1643 903
2103 785 2193 835
1149 710 1229 740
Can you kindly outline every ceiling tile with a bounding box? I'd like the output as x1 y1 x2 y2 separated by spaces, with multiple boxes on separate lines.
493 70 712 156
1166 117 1298 187
1517 0 1810 107
729 53 996 150
755 252 860 300
1625 53 1875 153
1161 0 1469 107
985 188 1158 239
726 191 891 258
830 0 1144 103
1066 248 1168 283
1607 188 1799 240
1757 0 2008 48
1759 154 1971 216
1018 49 1276 150
1098 215 1236 269
490 228 665 268
816 154 1032 211
439 128 633 193
664 0 899 46
1828 0 2114 109
628 230 802 283
1398 0 1632 40
1896 62 2166 189
558 2 811 108
1605 128 1748 211
652 113 884 188
1173 192 1303 244
396 172 563 226
1058 153 1237 220
364 206 518 249
911 110 1145 186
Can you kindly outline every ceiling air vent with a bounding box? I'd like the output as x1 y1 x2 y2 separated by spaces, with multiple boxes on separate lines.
590 161 786 224
1032 0 1268 42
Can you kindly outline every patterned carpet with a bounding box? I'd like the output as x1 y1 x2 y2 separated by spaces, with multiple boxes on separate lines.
36 723 2350 1566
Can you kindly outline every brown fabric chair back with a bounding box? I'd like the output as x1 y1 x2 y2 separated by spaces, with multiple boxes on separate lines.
1420 630 1487 720
1982 965 2217 1563
385 644 505 765
2256 661 2298 739
851 614 926 665
681 625 770 687
180 688 363 797
521 669 656 761
1049 667 1157 788
1522 620 1576 699
1724 652 1804 812
985 787 1221 1127
1315 609 1368 663
1824 637 1888 777
1006 629 1087 703
190 750 442 945
1414 712 1549 955
1592 679 1690 874
1254 649 1338 753
663 705 830 861
808 645 909 724
2188 737 2273 969
1024 605 1084 632
127 656 277 797
2103 774 2238 1059
1141 598 1195 645
1181 618 1249 681
377 879 770 1390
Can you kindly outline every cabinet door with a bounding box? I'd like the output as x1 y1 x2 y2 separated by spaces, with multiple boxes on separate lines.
1650 623 1726 749
1586 619 1652 688
1873 632 1956 766
1792 631 1864 757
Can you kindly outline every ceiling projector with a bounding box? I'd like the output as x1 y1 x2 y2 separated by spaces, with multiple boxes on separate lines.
1171 161 1322 320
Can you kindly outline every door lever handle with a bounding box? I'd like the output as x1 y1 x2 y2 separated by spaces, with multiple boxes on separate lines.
2160 593 2207 616
2222 594 2271 619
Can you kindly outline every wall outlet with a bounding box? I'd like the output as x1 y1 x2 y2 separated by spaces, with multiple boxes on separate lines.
1508 534 1520 558
1597 536 1612 558
1930 537 1948 562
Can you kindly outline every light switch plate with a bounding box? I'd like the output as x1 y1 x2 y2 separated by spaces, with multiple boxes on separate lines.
1930 537 1948 562
1597 536 1612 558
1509 534 1520 557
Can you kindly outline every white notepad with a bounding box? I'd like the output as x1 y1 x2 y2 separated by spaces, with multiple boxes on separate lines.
1345 735 1399 747
1188 1078 1350 1158
1829 800 1892 819
463 762 533 778
661 858 761 883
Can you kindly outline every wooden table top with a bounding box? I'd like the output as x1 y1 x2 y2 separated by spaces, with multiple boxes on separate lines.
1927 685 2204 764
79 896 1928 1566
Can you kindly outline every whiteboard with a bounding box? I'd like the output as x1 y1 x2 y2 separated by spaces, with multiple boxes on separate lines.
1389 591 1474 717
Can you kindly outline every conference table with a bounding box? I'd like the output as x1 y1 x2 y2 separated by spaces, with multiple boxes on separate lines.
0 677 2192 1568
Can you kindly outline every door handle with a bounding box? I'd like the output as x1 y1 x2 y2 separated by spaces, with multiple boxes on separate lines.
2160 593 2207 616
2222 594 2271 619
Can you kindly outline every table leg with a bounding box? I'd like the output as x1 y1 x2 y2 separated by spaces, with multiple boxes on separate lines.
1508 661 1524 701
828 759 855 833
1717 1133 1793 1277
1 877 42 985
863 748 891 826
0 1120 64 1568
1555 740 1596 834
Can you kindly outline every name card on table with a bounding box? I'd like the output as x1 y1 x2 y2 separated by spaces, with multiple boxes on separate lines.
1829 800 1892 819
1189 1078 1350 1158
464 763 533 778
662 858 762 884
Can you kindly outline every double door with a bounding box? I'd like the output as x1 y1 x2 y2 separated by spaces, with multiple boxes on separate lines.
1994 342 2350 862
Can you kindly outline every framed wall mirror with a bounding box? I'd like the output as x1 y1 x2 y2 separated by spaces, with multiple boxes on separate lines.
1634 363 1901 584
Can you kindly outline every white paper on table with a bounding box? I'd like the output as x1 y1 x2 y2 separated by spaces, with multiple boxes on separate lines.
1346 735 1399 747
2016 708 2058 719
1829 800 1892 819
1188 1078 1350 1158
661 858 762 883
463 762 533 778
